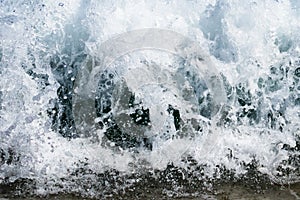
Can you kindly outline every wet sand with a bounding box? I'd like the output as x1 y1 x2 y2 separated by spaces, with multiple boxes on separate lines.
1 182 300 199
213 182 300 200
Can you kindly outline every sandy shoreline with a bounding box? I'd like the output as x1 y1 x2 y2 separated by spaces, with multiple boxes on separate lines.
1 182 300 199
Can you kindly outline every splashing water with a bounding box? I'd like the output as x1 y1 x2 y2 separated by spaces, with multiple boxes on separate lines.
1 0 300 198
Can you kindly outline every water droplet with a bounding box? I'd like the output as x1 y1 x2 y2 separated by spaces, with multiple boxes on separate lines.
294 67 300 78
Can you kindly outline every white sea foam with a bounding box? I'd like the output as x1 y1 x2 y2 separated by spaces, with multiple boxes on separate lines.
1 0 300 197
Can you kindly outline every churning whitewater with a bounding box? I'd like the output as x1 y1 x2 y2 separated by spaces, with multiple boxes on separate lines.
0 0 300 198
